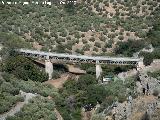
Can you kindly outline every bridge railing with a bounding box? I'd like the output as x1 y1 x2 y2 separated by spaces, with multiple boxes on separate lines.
17 49 142 65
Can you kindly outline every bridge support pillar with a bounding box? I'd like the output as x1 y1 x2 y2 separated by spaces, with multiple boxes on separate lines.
45 59 53 80
96 61 102 80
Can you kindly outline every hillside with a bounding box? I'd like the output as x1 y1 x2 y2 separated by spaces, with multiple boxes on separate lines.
0 0 160 120
0 0 160 55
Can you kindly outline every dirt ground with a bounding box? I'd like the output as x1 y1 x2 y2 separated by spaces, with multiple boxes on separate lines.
67 64 86 74
45 73 70 88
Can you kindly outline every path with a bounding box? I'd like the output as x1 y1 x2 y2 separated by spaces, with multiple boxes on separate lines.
54 108 63 120
45 73 70 88
0 91 36 120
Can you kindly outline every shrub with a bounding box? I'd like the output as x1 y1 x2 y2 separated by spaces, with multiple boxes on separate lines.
99 35 106 42
6 96 57 120
118 95 127 103
82 39 87 44
153 89 159 97
118 35 124 40
115 39 145 56
126 32 130 36
104 1 109 6
94 42 101 48
52 70 61 79
66 36 71 40
77 74 97 90
89 37 95 42
74 32 81 38
59 30 67 37
135 31 146 38
81 34 85 38
102 47 107 52
2 55 48 82
105 39 113 48
82 44 90 51
108 33 116 38
93 47 98 52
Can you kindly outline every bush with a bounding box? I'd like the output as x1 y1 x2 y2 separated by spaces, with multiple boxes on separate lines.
118 35 124 40
0 92 24 114
108 33 116 39
99 35 106 42
74 32 81 38
89 37 95 42
105 39 113 48
93 47 98 52
135 31 146 38
84 85 107 105
60 30 68 37
0 32 31 49
82 39 87 44
139 52 153 66
94 42 101 48
77 74 97 90
153 89 159 97
52 70 61 79
6 96 57 120
81 34 85 38
82 44 90 51
115 39 145 56
1 73 58 98
118 95 127 103
2 55 48 82
66 36 71 40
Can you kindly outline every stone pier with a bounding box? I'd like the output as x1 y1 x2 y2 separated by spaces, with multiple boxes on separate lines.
137 58 144 71
45 59 53 80
96 61 102 80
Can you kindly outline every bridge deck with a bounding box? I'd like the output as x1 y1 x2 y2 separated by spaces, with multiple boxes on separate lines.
18 49 141 63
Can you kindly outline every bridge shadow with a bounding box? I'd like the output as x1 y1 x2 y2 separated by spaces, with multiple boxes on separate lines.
53 64 68 72
32 60 68 72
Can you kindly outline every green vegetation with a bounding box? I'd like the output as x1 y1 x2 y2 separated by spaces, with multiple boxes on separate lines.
0 0 160 120
115 6 160 62
0 32 31 49
2 55 48 82
0 76 24 114
138 6 160 65
1 0 159 54
55 73 137 119
98 77 137 113
54 74 107 120
115 39 145 57
148 70 160 79
101 64 135 76
0 72 58 116
6 96 56 120
80 63 134 76
1 73 58 98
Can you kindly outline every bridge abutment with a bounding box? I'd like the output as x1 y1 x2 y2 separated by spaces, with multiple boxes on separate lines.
45 59 53 80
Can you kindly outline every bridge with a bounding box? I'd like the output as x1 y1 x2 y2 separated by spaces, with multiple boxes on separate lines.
17 49 144 79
